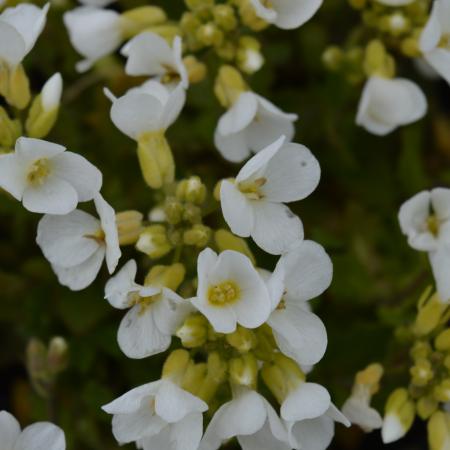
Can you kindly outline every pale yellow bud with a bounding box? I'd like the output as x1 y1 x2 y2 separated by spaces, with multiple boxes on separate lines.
185 0 214 11
214 229 255 265
382 388 415 444
182 203 202 224
164 198 184 225
261 364 287 404
435 329 450 352
136 225 172 259
0 106 21 149
411 340 432 360
214 65 247 108
428 411 450 450
229 353 258 389
176 314 208 348
226 326 257 352
144 263 186 291
401 36 421 58
162 349 191 381
237 36 264 74
183 55 207 84
363 40 396 78
116 210 144 245
434 380 450 403
213 4 237 31
197 352 228 402
414 292 447 336
322 46 343 71
197 22 224 47
146 24 181 43
181 361 207 395
176 176 207 204
4 64 31 109
120 6 167 39
47 337 69 375
183 224 211 247
417 395 438 420
410 358 434 387
26 338 50 398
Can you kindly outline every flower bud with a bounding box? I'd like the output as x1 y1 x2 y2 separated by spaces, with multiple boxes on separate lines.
0 106 21 149
116 210 143 245
411 340 432 360
183 55 207 84
238 0 269 31
226 326 257 352
363 40 396 78
183 224 211 247
214 229 255 265
435 329 450 352
120 6 167 39
433 379 450 403
3 64 31 109
26 338 50 398
197 22 224 47
164 198 184 225
181 361 207 395
213 4 237 31
176 314 208 348
185 0 214 11
145 263 186 291
183 203 202 224
428 411 450 450
229 353 258 389
136 225 172 259
214 65 247 108
176 176 207 204
414 292 447 336
322 46 343 71
417 395 438 420
162 349 191 381
410 358 433 387
47 336 69 375
236 36 264 74
382 388 415 444
197 352 228 402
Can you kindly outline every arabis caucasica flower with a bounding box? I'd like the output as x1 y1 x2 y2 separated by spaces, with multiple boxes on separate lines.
0 410 65 450
266 240 332 366
0 137 102 214
220 136 320 255
399 188 450 302
191 248 271 333
64 6 122 72
214 91 297 163
105 259 191 359
356 76 427 135
121 32 188 89
102 379 208 450
420 0 450 85
36 194 121 291
250 0 322 30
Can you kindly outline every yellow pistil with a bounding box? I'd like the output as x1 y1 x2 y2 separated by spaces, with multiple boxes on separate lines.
238 177 266 200
426 215 440 237
84 228 105 244
27 158 51 185
208 280 240 307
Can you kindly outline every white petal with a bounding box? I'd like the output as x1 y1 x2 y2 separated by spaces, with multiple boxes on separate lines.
196 247 218 299
190 297 237 333
250 0 277 23
381 414 406 444
424 49 450 85
326 403 351 427
419 0 442 53
170 413 204 450
41 73 63 111
431 187 450 221
13 422 65 450
218 92 258 135
214 128 252 163
342 397 383 432
15 137 65 165
271 0 323 29
265 264 286 311
153 289 193 335
429 248 450 303
105 259 140 309
0 153 27 200
290 415 334 450
0 21 26 66
0 411 21 449
159 85 186 129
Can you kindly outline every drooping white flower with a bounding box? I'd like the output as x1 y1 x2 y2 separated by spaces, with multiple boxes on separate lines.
102 379 208 450
214 91 297 163
200 388 290 450
356 76 427 135
250 0 322 30
398 188 450 302
220 136 320 255
419 0 450 85
63 6 122 72
0 3 49 68
41 73 63 112
0 137 102 214
0 410 65 450
105 260 192 359
191 248 271 333
265 240 332 366
36 194 121 291
121 32 188 89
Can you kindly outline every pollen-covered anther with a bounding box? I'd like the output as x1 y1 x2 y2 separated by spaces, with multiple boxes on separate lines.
208 280 240 306
238 177 266 199
27 158 51 185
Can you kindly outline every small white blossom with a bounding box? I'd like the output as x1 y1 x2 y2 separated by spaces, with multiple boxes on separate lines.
0 3 49 68
0 137 102 214
41 73 63 112
250 0 322 30
102 379 207 450
220 136 320 255
419 0 450 85
0 410 65 450
63 6 122 72
105 260 192 359
356 76 427 135
121 32 188 89
191 248 272 333
200 388 290 450
36 194 121 291
214 91 297 163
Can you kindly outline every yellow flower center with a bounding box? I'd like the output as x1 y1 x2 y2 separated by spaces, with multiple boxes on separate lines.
439 34 450 50
84 228 106 244
27 158 51 185
426 215 440 237
262 0 274 9
238 177 266 200
208 280 240 306
161 64 181 85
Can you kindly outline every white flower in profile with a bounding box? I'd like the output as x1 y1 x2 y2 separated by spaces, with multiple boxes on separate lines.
121 32 188 89
36 194 121 291
220 136 320 255
102 379 207 450
105 259 192 359
419 0 450 85
191 248 271 333
200 388 290 450
0 3 49 68
399 188 450 302
250 0 322 30
265 240 332 366
214 91 297 163
0 410 65 450
0 137 102 214
356 76 427 135
63 6 122 72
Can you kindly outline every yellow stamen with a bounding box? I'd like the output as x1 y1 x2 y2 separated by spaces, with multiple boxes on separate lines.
208 280 240 306
427 215 440 237
238 177 266 200
27 158 51 185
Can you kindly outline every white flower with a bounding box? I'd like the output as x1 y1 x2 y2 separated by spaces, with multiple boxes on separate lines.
102 379 207 450
191 248 271 333
63 6 122 72
265 240 332 366
200 388 290 450
0 410 65 450
399 188 450 302
214 91 297 163
105 260 192 359
250 0 322 30
0 3 49 68
0 137 102 214
41 73 63 112
121 32 188 89
356 76 427 135
36 194 121 291
220 136 320 255
419 0 450 85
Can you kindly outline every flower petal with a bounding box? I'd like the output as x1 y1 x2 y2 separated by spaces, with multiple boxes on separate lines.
105 259 140 309
170 413 204 450
0 153 27 200
290 415 334 450
429 247 450 303
0 411 21 449
13 422 65 450
271 0 323 29
214 128 252 163
218 92 258 136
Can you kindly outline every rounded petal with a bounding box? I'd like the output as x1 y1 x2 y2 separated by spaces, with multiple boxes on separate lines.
153 290 193 335
291 415 334 450
15 137 65 165
13 422 65 450
190 297 237 333
214 128 252 163
419 0 442 52
429 247 450 303
0 411 21 449
0 22 26 66
41 73 63 111
170 413 204 450
342 397 383 432
0 153 27 200
217 92 258 136
159 85 186 129
105 259 139 309
271 0 323 29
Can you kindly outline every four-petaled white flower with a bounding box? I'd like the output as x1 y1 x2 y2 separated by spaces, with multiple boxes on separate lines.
191 248 272 333
265 240 332 366
420 0 450 85
214 91 297 163
200 388 290 450
250 0 322 30
36 194 121 291
122 32 188 89
398 188 450 302
220 136 320 255
0 3 49 68
105 259 192 359
356 76 427 135
63 6 122 72
0 137 102 214
0 410 65 450
102 379 208 450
